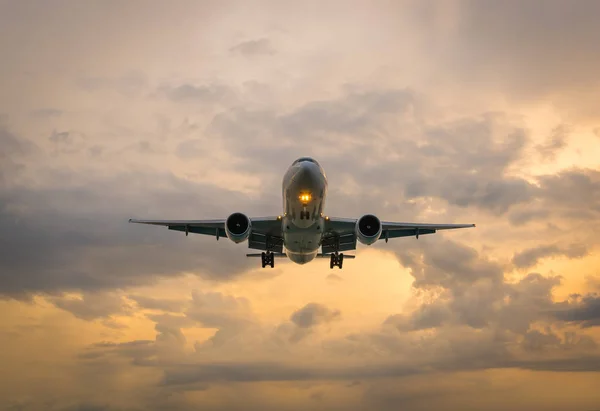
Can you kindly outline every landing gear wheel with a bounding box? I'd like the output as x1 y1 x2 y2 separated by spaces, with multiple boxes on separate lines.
330 252 344 269
261 251 275 268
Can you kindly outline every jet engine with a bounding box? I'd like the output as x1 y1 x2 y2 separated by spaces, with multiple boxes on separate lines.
225 212 252 243
356 214 382 245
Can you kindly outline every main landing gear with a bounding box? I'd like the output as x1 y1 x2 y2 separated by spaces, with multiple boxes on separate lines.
261 251 275 268
330 252 344 269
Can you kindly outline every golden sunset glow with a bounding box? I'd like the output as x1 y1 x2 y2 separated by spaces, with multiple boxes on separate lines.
1 1 599 410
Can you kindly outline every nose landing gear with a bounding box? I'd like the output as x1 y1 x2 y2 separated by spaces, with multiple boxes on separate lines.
330 252 344 269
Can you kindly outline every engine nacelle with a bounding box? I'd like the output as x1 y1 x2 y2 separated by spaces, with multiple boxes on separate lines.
356 214 382 245
225 212 252 243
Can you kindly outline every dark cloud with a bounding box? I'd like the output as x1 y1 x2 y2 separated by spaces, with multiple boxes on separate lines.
290 303 341 328
389 234 584 336
205 89 541 217
521 329 562 352
156 352 600 386
0 149 271 298
395 238 503 291
385 301 450 331
537 168 600 216
551 294 600 328
229 38 276 56
128 295 186 313
512 243 588 269
48 292 129 321
506 168 600 226
201 86 599 227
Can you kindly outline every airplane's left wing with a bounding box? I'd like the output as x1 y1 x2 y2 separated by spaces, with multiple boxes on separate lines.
321 216 475 253
129 218 227 237
129 216 283 252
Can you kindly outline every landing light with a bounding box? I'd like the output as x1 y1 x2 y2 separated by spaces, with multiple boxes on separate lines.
299 193 311 202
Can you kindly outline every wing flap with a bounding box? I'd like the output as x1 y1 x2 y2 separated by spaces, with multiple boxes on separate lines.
321 233 357 254
248 231 284 253
383 228 436 240
169 225 227 238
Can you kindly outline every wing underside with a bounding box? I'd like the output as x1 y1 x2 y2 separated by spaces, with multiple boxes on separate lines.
129 217 284 252
321 217 475 253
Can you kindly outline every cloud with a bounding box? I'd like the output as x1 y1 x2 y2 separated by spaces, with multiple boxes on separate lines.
128 295 186 312
551 294 600 328
521 329 562 352
2 2 600 409
186 290 253 329
512 243 588 269
229 38 276 56
159 83 234 104
204 89 545 217
536 124 570 160
0 167 263 298
75 71 148 97
395 238 504 291
386 301 451 331
537 169 600 217
48 292 130 321
290 303 341 328
433 1 600 119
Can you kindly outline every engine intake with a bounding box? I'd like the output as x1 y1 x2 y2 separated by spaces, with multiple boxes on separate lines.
225 212 251 243
356 214 382 245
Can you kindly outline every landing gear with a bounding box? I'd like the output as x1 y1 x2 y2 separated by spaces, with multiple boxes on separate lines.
330 252 344 269
300 210 310 220
261 251 274 268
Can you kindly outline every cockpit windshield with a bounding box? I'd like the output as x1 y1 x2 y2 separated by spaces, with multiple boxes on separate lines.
292 157 319 166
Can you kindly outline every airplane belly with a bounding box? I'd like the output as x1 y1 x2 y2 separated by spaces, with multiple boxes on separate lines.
284 225 321 252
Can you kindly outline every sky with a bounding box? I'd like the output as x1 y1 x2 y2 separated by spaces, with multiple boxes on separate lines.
1 0 600 410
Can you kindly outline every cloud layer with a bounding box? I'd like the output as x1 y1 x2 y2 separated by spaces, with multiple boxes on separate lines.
1 1 600 410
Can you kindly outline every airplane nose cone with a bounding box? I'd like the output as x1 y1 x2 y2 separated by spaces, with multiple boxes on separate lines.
293 161 321 186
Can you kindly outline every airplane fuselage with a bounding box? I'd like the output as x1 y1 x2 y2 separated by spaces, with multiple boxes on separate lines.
281 157 328 264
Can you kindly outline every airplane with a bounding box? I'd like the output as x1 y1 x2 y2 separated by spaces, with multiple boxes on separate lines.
129 157 475 269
